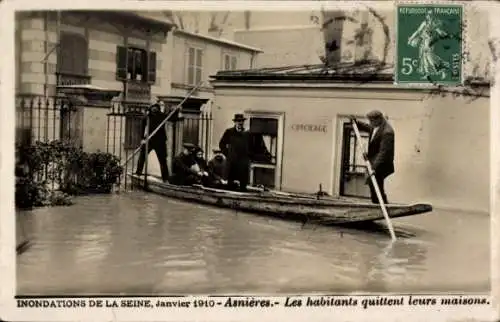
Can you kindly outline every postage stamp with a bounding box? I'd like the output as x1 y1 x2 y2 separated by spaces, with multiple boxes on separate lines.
395 4 464 85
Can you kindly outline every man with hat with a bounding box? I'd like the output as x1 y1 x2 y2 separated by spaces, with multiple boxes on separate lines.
349 110 395 204
135 102 170 182
218 113 252 191
171 143 200 185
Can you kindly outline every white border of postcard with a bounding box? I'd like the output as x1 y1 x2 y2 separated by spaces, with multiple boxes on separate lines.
1 1 499 321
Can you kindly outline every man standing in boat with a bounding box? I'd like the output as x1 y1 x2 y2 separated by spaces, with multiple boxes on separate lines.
349 110 395 204
218 113 252 192
135 102 170 183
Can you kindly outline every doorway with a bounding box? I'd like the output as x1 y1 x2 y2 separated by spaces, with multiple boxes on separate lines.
245 112 284 190
339 120 371 198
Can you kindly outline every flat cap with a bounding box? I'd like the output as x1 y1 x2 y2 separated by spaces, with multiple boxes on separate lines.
366 110 384 120
183 143 196 149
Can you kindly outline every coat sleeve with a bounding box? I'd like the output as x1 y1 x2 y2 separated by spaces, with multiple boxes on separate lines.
219 129 230 156
173 156 192 174
207 160 222 180
372 131 394 172
140 116 148 139
354 120 372 133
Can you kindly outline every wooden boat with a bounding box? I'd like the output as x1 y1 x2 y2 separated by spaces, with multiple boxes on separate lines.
129 174 432 226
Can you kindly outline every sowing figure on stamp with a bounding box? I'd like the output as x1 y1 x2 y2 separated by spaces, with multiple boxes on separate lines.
407 10 450 79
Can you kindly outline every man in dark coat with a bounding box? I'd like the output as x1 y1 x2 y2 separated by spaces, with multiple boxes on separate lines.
218 113 252 191
171 143 200 185
350 110 395 204
135 102 170 182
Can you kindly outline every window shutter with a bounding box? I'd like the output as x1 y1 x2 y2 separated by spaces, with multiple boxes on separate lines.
231 56 237 70
147 51 157 84
116 46 128 80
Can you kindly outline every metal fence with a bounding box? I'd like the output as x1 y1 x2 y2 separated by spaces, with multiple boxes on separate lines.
16 94 79 148
15 94 84 192
106 100 213 190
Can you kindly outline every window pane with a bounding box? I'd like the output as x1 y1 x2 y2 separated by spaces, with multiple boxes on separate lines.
253 167 275 188
249 117 278 136
224 55 230 70
187 66 194 85
195 67 202 84
196 49 203 68
188 48 195 66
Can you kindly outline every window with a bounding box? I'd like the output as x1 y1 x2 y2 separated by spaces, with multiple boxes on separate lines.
223 53 237 70
116 46 156 84
56 32 91 86
248 115 282 189
58 32 88 76
187 47 203 85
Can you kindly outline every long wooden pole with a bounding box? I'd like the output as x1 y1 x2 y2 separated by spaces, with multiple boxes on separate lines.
143 116 150 189
120 82 203 168
351 120 397 241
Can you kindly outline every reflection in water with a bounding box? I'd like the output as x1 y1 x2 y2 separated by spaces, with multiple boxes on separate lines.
16 192 489 295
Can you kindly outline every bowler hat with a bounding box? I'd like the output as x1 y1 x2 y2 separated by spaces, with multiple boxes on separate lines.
232 113 246 122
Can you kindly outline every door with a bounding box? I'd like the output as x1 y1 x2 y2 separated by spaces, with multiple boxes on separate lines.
60 105 83 148
246 113 284 190
339 121 371 198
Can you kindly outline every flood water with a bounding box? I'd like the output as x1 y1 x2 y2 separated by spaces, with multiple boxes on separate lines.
16 192 490 295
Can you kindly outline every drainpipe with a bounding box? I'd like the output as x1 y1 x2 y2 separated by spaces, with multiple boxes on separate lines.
41 11 61 139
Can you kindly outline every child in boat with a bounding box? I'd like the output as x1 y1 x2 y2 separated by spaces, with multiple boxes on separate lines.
207 150 228 187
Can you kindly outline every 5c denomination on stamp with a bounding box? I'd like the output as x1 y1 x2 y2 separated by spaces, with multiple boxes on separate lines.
395 4 464 85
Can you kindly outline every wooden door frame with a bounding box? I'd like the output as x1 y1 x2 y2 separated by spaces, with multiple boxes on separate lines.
244 110 285 190
333 114 370 197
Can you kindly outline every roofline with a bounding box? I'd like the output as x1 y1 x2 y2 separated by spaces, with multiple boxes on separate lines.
173 29 263 53
83 10 176 32
210 78 490 98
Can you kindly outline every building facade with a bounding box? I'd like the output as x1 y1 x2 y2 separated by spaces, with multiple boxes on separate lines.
141 29 262 176
210 66 490 214
15 10 263 180
15 10 174 153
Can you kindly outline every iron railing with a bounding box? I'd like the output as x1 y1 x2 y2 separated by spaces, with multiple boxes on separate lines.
106 100 213 190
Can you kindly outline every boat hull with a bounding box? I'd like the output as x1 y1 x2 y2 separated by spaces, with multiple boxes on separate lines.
129 174 432 225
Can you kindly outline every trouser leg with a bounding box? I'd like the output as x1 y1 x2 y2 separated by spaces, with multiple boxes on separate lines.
136 144 153 175
153 144 169 181
368 174 388 204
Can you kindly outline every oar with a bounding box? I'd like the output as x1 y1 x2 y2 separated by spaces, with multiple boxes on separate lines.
351 119 397 241
120 82 204 168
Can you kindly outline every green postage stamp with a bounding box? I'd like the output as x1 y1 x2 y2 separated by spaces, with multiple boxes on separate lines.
395 4 464 85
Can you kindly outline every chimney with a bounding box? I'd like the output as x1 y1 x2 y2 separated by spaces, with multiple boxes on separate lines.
208 28 220 38
321 10 344 65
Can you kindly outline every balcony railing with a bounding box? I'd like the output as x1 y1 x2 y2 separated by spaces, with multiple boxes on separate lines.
56 72 91 87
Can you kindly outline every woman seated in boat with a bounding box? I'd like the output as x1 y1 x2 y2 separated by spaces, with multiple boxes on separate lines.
171 143 201 186
191 147 210 185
